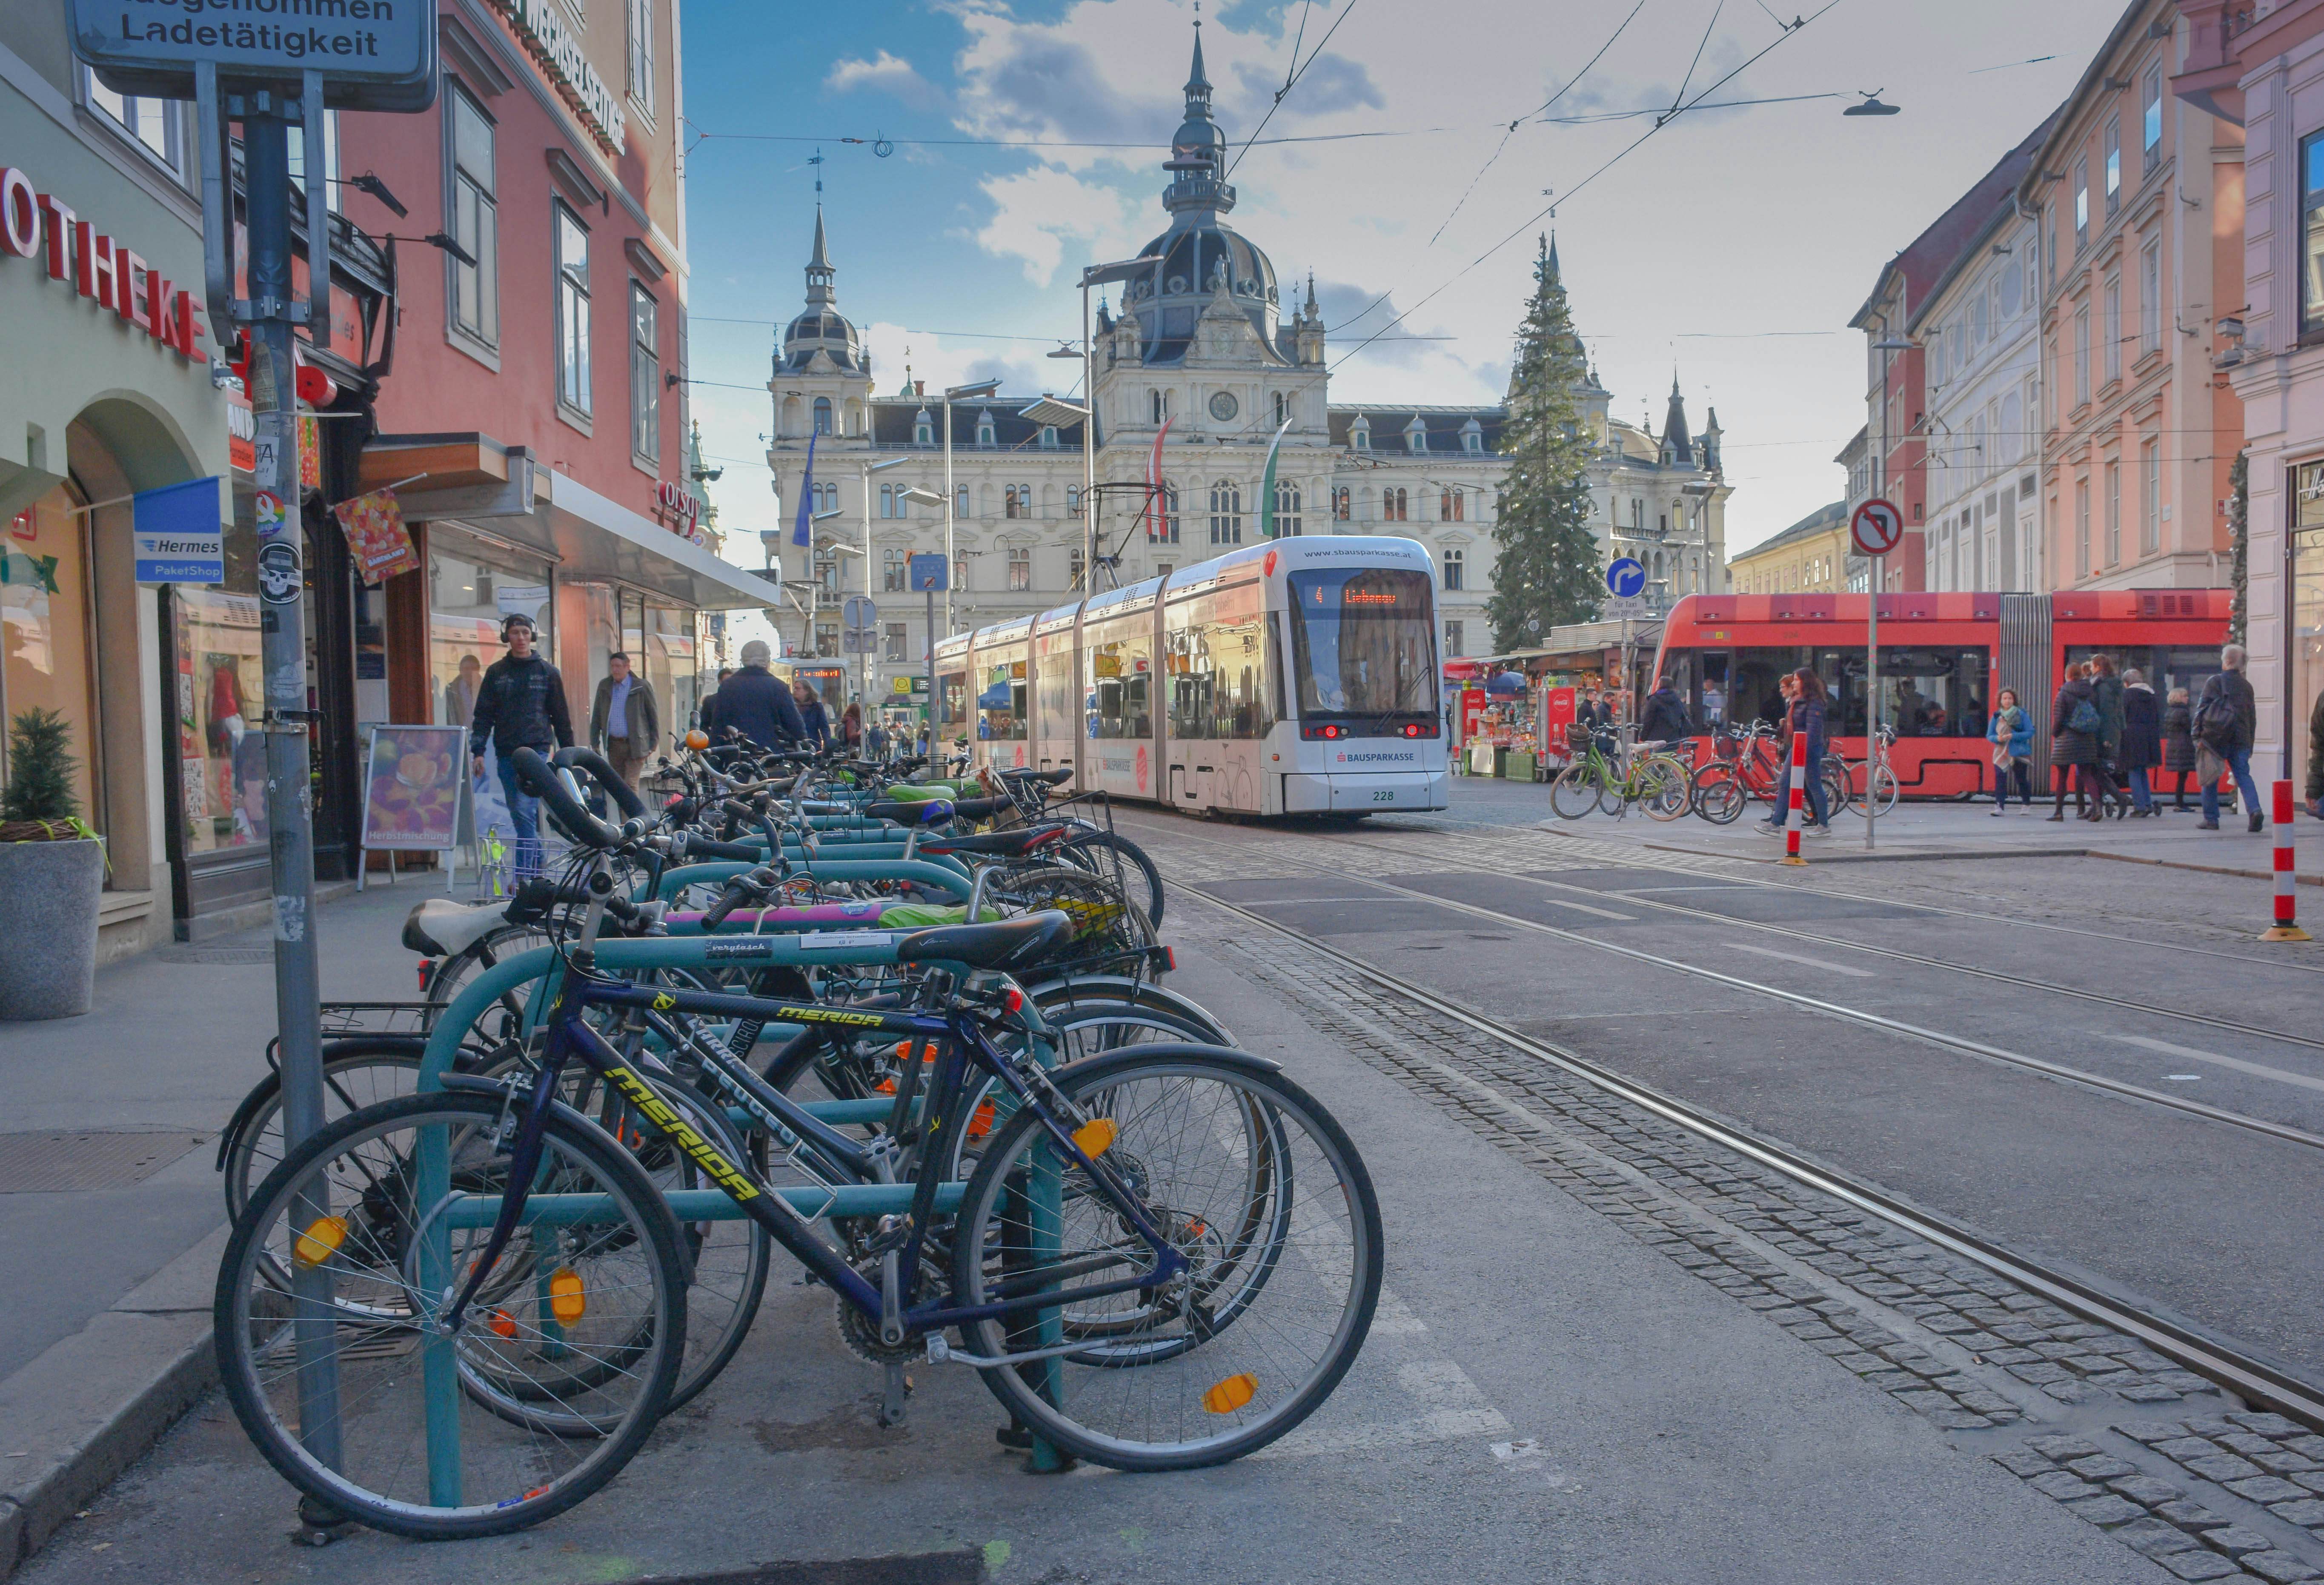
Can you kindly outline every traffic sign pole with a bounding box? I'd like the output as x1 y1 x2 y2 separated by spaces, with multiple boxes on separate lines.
1849 501 1904 854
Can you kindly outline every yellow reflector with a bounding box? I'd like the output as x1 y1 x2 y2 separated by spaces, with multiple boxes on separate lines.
1202 1373 1257 1414
292 1216 346 1267
1070 1119 1116 1159
549 1268 587 1325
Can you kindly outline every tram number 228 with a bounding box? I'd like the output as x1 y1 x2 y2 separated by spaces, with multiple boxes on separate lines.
1374 790 1396 802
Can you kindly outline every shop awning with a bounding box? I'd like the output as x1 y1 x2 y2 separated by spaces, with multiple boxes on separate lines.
359 433 776 611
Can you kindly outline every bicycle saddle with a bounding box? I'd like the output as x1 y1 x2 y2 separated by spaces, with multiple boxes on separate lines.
999 766 1074 787
402 897 511 957
894 910 1073 970
915 827 1066 858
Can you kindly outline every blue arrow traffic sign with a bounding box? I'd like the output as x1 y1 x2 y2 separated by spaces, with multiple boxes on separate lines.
1606 556 1646 599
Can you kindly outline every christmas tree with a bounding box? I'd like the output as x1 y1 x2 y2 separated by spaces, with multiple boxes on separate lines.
1488 237 1604 652
2 708 81 828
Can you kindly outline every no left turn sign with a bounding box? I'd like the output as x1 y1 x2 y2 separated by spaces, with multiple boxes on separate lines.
1851 498 1904 558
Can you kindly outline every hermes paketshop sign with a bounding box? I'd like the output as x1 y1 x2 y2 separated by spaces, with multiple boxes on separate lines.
487 0 625 153
68 0 437 112
0 166 206 362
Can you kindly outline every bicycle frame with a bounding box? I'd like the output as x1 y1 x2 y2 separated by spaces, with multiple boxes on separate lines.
435 966 1191 1344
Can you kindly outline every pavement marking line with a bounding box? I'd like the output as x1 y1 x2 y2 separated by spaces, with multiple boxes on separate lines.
1609 884 1755 894
1229 897 1407 906
1724 942 1878 978
2109 1035 2324 1095
1535 896 1637 921
1248 1287 1513 1460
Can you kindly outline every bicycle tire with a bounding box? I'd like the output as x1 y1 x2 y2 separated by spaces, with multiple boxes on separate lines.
1638 758 1691 822
1056 831 1165 930
1868 763 1900 815
221 1047 429 1224
1690 764 1746 825
215 1091 684 1539
1548 763 1600 819
949 1044 1382 1472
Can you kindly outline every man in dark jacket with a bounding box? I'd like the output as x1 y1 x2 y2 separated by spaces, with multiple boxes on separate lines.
698 667 734 739
1638 678 1692 746
468 612 574 878
2196 644 2262 833
714 640 806 750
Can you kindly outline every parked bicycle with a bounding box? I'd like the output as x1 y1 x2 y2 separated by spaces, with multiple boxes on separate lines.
1550 724 1691 820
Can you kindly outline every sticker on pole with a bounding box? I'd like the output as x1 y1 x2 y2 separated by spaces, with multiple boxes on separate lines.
1606 557 1646 599
1851 499 1904 558
257 540 301 604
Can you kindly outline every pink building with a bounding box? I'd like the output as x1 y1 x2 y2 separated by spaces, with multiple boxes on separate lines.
2177 0 2324 782
2021 0 2244 609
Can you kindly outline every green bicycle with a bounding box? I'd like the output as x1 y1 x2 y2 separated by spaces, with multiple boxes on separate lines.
1549 730 1691 821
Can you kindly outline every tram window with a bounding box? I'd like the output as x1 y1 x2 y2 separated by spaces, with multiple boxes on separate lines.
2069 644 2219 707
1166 587 1272 739
1086 629 1153 739
1729 647 1807 732
1288 568 1436 717
1875 647 1988 737
1037 647 1076 728
937 671 967 734
979 649 1029 741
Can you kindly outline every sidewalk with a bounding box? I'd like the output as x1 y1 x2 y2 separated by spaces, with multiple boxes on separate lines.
0 882 424 1578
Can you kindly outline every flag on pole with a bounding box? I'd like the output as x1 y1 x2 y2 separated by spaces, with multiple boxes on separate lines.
790 430 819 548
1257 416 1294 538
1145 415 1175 539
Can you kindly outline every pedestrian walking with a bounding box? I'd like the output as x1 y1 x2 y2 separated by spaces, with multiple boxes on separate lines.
2118 667 2161 817
1987 687 2034 814
2049 662 2105 822
588 650 660 787
2089 654 2131 818
467 612 574 879
794 678 830 750
2194 644 2263 832
714 641 806 750
840 700 864 754
699 666 735 740
1760 668 1830 835
1639 676 1693 746
2163 686 2198 810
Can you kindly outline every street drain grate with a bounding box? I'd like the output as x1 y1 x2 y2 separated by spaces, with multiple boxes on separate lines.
155 947 272 965
0 1130 209 1193
611 1554 985 1585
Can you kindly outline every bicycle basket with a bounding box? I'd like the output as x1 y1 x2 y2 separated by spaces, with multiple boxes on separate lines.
979 864 1154 965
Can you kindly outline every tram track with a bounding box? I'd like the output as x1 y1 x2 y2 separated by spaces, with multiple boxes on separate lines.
1127 817 2324 1155
1170 876 2324 1433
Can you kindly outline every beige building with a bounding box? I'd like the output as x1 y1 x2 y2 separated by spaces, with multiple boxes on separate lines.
1727 501 1850 595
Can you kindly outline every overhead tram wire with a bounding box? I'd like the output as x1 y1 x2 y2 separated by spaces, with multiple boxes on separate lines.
1223 0 1364 179
1426 0 1649 246
1328 0 1849 373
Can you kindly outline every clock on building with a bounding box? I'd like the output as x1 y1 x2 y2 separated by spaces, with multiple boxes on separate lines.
1208 391 1239 421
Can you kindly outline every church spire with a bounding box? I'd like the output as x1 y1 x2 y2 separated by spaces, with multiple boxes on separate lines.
1661 372 1693 467
1187 17 1210 100
804 205 835 308
1546 230 1560 281
1163 14 1233 217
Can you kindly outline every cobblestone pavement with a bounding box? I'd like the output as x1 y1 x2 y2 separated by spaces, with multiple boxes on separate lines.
1167 875 2324 1585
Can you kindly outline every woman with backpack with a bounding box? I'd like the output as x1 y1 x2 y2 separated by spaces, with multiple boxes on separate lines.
2118 668 2162 816
2162 686 2198 811
2049 663 2105 821
1987 688 2034 815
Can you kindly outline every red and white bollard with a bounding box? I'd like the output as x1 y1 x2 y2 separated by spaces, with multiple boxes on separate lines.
2262 779 2311 942
1781 733 1809 867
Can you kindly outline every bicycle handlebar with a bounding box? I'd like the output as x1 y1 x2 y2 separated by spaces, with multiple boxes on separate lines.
509 747 628 850
550 746 649 821
701 864 778 929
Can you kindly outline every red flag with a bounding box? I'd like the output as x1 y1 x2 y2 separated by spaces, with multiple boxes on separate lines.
1146 415 1175 540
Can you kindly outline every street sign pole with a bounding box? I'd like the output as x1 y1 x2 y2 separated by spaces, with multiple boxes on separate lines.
1849 500 1904 853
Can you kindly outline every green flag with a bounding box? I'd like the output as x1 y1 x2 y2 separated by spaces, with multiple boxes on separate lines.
1257 417 1294 538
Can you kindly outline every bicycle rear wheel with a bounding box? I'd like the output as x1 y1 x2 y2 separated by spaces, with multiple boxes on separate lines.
215 1092 684 1539
1691 764 1746 824
949 1044 1382 1471
1637 758 1691 821
1548 763 1600 819
1056 831 1165 930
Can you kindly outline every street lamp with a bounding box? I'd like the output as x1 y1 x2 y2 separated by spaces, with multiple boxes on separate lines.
859 454 910 707
941 378 1001 636
1068 255 1162 597
901 484 950 732
1844 92 1900 116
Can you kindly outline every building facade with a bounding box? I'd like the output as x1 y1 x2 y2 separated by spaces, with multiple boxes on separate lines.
765 32 1729 707
1727 501 1850 595
2023 0 2244 599
2175 0 2324 785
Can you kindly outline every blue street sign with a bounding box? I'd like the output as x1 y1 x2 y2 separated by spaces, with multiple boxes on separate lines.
908 552 949 592
1606 556 1646 600
132 476 224 585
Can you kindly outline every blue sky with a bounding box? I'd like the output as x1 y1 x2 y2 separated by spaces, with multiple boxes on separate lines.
678 0 2133 567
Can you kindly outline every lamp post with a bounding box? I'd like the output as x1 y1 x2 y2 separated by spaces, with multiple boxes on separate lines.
859 455 910 710
941 378 1001 637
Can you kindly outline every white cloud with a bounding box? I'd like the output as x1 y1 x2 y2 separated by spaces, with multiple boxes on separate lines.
972 166 1137 287
825 49 944 110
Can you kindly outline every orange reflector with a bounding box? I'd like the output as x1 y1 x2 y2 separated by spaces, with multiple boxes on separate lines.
292 1216 346 1267
549 1268 587 1325
488 1309 518 1339
1070 1119 1116 1159
1202 1373 1257 1414
967 1099 996 1140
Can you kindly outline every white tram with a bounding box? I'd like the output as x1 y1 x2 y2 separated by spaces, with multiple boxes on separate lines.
934 535 1449 816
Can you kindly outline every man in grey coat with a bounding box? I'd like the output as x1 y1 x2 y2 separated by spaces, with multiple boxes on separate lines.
589 651 661 787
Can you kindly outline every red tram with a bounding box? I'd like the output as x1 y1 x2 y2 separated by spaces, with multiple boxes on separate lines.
1649 589 2231 798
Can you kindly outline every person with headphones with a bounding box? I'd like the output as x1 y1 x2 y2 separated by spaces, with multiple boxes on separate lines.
468 611 574 878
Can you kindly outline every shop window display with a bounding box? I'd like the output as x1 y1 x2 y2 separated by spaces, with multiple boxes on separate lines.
1 488 99 825
173 587 264 851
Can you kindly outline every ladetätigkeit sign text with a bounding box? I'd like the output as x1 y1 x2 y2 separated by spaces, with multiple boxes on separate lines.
69 0 438 112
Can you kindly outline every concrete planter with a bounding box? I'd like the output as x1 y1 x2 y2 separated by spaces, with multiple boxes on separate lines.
0 838 102 1019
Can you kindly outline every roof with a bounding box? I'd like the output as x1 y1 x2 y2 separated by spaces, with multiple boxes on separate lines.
1729 500 1849 565
866 397 1084 451
1329 406 1505 452
2020 0 2163 197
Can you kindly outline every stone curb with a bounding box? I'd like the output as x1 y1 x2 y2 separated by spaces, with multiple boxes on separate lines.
0 1227 226 1581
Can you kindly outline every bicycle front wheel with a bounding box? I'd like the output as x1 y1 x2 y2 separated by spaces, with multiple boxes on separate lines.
1691 764 1746 824
950 1044 1382 1471
1549 763 1601 819
1638 758 1691 821
1056 830 1166 930
215 1092 684 1539
1868 763 1900 815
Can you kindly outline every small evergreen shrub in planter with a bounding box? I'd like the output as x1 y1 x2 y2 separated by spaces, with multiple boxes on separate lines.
0 709 104 1019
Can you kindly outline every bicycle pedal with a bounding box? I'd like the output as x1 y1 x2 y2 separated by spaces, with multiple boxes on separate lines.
995 1422 1033 1450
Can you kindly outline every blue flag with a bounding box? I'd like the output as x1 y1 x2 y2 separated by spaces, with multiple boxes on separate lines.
791 431 818 548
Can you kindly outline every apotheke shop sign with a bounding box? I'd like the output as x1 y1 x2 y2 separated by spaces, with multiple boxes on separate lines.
488 0 625 153
0 165 206 361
